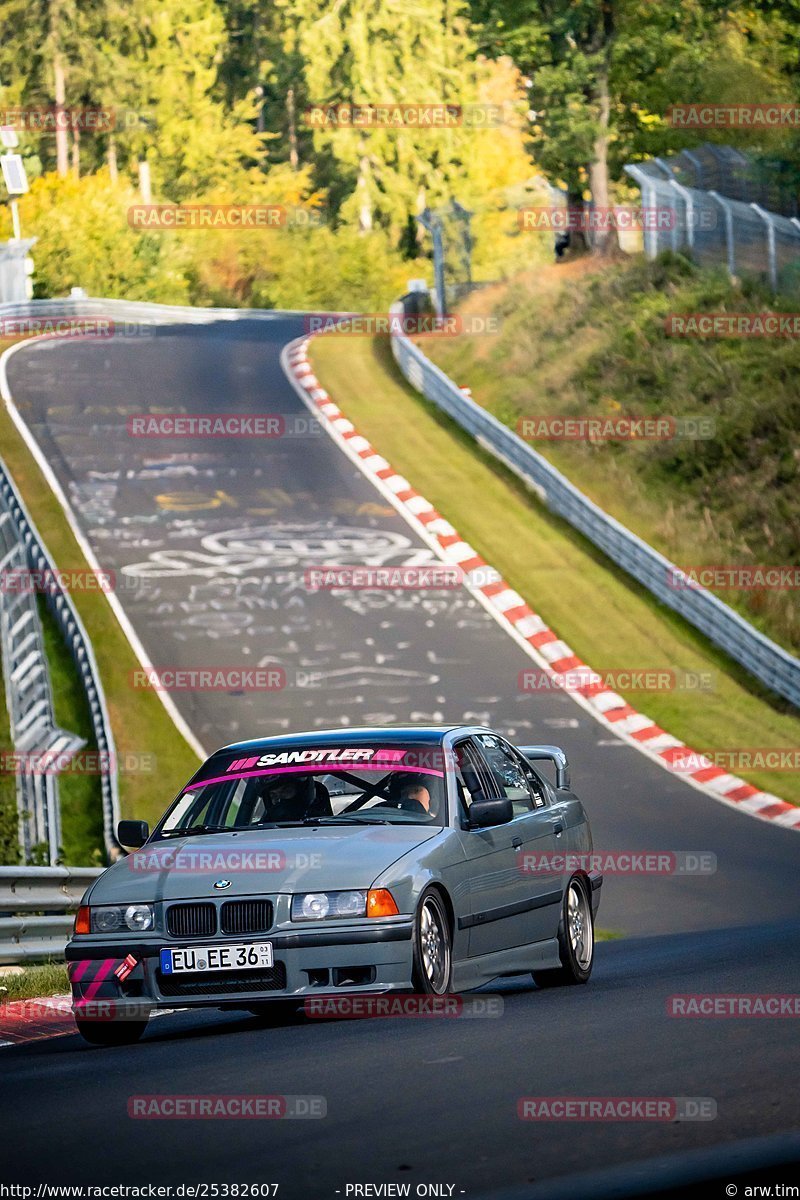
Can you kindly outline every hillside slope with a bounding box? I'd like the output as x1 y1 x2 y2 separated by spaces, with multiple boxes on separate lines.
425 254 800 653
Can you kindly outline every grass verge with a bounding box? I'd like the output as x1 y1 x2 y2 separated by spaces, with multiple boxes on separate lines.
0 961 69 1000
310 333 800 805
38 598 104 865
0 338 201 833
0 672 19 864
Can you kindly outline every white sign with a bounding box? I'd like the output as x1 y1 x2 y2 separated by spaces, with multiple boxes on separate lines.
1 154 28 195
0 128 19 149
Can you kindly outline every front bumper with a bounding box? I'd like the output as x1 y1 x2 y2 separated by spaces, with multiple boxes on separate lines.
66 919 415 1017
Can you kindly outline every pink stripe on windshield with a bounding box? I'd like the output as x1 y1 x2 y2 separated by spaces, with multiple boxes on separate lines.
181 762 445 795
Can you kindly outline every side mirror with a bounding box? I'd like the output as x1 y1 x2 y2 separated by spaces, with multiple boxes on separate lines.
469 796 513 828
519 745 570 791
117 819 150 849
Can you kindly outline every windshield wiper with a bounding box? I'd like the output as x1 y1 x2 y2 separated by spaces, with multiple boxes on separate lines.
315 814 393 825
249 815 393 828
159 823 230 838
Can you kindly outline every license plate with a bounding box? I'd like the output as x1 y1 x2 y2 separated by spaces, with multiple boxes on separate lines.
160 943 273 975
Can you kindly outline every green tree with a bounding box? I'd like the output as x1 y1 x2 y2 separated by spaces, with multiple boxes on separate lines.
471 0 798 252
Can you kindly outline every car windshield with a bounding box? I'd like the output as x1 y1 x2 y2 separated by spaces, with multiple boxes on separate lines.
154 743 448 837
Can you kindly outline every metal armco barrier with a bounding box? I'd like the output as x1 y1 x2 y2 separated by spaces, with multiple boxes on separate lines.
0 865 102 962
390 305 800 709
0 496 85 862
0 460 120 860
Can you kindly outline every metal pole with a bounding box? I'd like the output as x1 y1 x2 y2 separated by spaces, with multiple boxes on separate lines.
416 209 447 317
709 191 736 279
750 203 777 291
681 149 704 190
669 180 694 252
10 199 21 241
431 220 446 316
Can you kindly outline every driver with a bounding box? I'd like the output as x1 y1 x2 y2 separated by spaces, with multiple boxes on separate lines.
398 779 438 816
258 774 314 821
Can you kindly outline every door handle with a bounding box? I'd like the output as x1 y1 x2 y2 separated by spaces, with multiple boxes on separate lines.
512 836 523 849
553 821 564 837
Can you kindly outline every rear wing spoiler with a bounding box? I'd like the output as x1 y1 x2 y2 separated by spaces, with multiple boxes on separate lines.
519 745 570 791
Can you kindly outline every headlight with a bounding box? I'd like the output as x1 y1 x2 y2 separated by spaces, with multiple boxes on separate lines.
89 904 154 933
291 890 367 921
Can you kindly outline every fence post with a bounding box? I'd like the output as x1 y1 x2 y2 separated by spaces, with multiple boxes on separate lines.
669 180 694 251
751 203 778 290
680 149 704 189
708 191 736 279
623 165 659 259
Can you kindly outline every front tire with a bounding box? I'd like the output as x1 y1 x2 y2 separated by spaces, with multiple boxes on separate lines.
75 1018 148 1046
412 889 452 994
533 875 594 988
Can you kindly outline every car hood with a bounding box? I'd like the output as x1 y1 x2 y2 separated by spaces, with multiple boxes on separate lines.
89 824 443 903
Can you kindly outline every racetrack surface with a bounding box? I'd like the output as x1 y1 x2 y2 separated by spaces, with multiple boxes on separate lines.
3 316 799 1192
3 923 800 1194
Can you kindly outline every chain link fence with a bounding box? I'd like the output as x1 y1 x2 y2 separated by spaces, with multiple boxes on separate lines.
626 148 800 292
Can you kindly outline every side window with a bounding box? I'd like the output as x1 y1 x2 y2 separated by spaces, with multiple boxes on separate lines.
453 739 494 815
514 751 549 809
475 734 538 816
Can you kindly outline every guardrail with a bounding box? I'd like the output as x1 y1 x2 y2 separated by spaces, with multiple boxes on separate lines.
0 454 121 862
0 489 85 862
390 301 800 709
0 865 103 963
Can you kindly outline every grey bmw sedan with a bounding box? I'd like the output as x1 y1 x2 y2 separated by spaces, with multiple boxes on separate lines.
66 725 602 1043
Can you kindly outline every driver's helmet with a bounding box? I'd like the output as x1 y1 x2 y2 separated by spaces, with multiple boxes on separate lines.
261 773 315 819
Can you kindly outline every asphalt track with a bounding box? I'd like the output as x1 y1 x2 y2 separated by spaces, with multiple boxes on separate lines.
2 316 799 1194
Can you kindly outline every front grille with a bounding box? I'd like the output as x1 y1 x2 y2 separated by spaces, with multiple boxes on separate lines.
166 902 216 938
156 964 287 997
220 899 273 935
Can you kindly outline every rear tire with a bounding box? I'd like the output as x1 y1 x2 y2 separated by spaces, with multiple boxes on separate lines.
75 1018 147 1046
412 889 452 995
532 875 594 988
